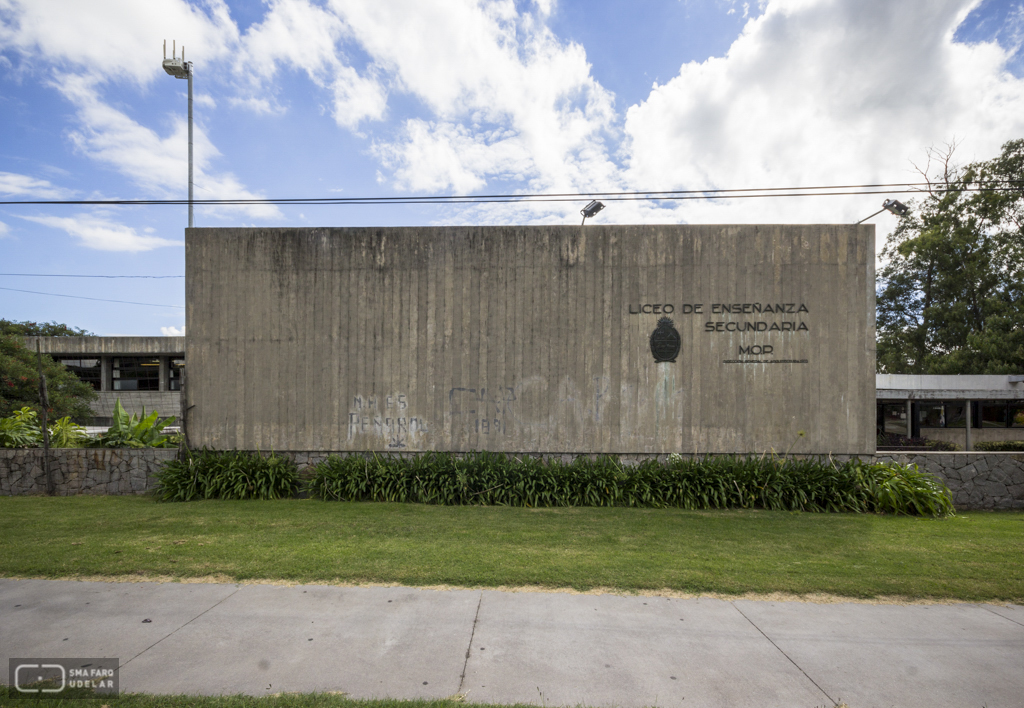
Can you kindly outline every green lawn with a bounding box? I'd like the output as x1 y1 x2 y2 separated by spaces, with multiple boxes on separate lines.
0 496 1021 601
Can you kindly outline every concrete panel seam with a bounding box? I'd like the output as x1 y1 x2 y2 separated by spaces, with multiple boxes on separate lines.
457 591 484 695
730 601 835 706
981 605 1024 629
119 586 241 669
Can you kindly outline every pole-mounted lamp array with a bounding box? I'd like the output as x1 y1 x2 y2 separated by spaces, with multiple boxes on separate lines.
857 198 909 224
581 200 605 225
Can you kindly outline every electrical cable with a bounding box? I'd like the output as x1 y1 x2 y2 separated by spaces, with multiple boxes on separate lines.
0 286 183 308
0 273 183 278
0 180 1020 207
4 179 1016 309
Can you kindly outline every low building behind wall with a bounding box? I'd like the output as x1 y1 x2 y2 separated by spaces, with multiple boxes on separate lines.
24 336 184 426
186 224 875 455
877 374 1024 449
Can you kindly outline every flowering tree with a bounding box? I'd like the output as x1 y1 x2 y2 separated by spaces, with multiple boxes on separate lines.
0 322 97 420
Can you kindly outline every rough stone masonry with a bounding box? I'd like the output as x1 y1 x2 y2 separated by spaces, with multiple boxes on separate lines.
0 448 177 496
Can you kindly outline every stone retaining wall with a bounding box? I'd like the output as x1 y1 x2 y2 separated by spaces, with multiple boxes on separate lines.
874 452 1024 510
2 449 1023 510
0 449 177 496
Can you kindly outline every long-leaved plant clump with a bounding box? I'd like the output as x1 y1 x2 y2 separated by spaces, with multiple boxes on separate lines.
92 399 177 449
855 461 957 517
306 452 955 517
156 449 300 501
0 399 174 449
0 407 89 448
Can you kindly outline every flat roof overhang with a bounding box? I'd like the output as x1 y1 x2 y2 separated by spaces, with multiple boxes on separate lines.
877 389 1024 401
22 336 184 356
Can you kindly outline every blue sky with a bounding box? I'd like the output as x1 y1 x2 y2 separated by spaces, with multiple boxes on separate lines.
2 0 1023 336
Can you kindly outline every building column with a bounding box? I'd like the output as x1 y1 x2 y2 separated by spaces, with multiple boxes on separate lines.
905 400 913 439
100 356 111 392
159 356 169 392
965 399 972 451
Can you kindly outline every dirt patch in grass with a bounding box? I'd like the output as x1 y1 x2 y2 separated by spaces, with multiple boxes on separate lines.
1 572 1003 605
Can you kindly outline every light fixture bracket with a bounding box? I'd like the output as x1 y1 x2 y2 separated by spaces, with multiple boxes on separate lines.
580 200 605 224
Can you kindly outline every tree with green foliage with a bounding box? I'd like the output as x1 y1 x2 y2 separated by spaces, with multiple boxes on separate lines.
0 319 94 337
876 139 1024 374
0 333 97 420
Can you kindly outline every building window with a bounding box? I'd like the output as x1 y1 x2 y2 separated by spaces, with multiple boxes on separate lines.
53 357 101 391
918 403 945 428
980 401 1008 427
169 358 184 391
112 357 160 391
943 403 968 428
917 402 1014 429
882 404 909 435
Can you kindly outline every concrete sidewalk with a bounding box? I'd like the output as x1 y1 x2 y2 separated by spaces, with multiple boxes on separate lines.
2 579 1022 708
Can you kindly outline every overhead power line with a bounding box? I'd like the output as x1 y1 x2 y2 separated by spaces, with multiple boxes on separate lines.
0 286 184 309
0 273 184 278
1 181 1020 207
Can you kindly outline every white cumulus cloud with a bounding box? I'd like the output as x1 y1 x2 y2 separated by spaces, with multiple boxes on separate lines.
4 0 1023 235
161 326 186 336
54 74 281 220
0 0 238 85
374 120 533 193
621 0 1024 227
332 0 619 197
233 0 387 128
21 214 180 252
0 171 71 198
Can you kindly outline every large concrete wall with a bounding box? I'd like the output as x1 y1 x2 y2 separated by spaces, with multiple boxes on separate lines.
186 225 875 454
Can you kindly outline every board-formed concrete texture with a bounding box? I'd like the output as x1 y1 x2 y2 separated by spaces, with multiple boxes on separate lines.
186 225 874 454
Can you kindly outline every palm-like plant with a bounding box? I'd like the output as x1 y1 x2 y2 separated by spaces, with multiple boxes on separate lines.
0 407 42 448
48 417 89 448
91 399 177 448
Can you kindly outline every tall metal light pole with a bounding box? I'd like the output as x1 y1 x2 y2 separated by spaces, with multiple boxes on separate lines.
162 40 193 228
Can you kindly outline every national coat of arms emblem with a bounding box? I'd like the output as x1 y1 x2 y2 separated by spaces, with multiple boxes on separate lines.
650 317 681 363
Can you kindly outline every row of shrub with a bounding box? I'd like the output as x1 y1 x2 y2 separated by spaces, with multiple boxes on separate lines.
974 440 1024 452
876 433 1024 453
155 450 955 517
157 449 301 501
876 432 959 451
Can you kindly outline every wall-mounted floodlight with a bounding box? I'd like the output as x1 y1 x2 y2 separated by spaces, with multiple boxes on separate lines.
581 200 605 225
162 40 194 228
857 198 909 224
882 199 909 217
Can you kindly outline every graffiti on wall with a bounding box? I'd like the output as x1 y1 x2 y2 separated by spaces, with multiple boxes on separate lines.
348 393 428 449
